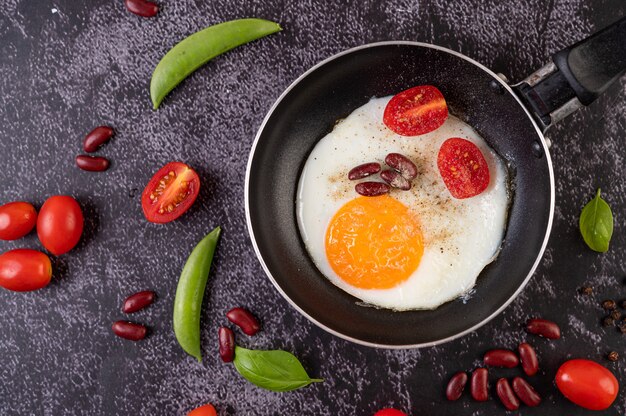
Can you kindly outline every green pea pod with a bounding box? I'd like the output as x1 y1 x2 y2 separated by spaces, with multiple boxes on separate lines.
151 18 282 109
173 227 221 361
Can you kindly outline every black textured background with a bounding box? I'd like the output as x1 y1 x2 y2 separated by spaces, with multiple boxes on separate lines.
1 1 626 415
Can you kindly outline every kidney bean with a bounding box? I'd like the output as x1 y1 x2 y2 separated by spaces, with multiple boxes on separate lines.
380 169 411 190
124 0 159 17
526 318 561 339
348 162 381 180
470 368 488 401
385 153 418 180
484 349 519 368
76 155 110 172
112 321 147 341
226 307 260 336
445 371 468 401
518 342 539 376
511 377 541 407
218 326 235 362
496 378 519 410
355 181 390 197
83 126 114 152
122 290 156 313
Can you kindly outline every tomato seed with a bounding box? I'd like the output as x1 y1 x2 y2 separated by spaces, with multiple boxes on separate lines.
226 307 260 336
83 126 114 153
470 368 488 401
445 371 468 401
112 321 147 341
122 290 156 313
483 349 519 368
496 378 520 410
219 327 235 362
124 0 158 17
76 155 110 172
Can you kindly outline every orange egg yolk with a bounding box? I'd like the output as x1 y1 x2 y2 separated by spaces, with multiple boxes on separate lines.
325 195 423 290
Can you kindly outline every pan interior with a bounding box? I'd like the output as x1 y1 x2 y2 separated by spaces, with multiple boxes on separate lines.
247 43 553 347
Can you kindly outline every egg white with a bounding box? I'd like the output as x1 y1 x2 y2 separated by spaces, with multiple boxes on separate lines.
296 96 509 310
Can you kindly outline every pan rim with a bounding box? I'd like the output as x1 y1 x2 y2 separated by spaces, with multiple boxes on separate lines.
244 41 555 349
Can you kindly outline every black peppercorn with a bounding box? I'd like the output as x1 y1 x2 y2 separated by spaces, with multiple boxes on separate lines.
621 300 626 309
608 351 619 361
602 299 617 310
579 286 593 295
603 316 615 327
611 310 622 320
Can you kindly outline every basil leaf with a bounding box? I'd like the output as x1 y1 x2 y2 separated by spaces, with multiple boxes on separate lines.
233 346 323 392
579 188 613 252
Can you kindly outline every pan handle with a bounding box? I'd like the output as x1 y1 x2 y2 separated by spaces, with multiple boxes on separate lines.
514 16 626 131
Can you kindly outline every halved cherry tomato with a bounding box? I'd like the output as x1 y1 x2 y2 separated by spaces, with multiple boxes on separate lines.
188 404 217 416
383 85 448 136
373 409 408 416
0 249 52 291
0 201 37 240
141 162 200 224
556 359 618 410
37 195 84 255
437 138 490 199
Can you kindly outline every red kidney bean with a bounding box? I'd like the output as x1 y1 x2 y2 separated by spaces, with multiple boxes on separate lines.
526 318 561 339
518 342 539 376
496 378 520 410
83 126 114 153
218 326 235 362
470 368 488 401
226 307 260 336
124 0 159 17
76 155 110 172
511 377 542 407
122 290 156 313
348 162 381 180
380 169 411 190
355 181 390 197
112 321 147 341
484 349 519 368
385 153 418 180
445 371 468 401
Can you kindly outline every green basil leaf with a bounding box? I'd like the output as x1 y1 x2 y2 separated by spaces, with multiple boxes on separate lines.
579 188 613 252
233 346 323 392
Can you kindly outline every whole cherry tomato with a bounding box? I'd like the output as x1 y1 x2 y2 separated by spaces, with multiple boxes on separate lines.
383 85 448 136
37 196 84 255
0 249 52 291
141 162 200 224
0 201 37 240
437 137 490 199
373 409 408 416
188 403 217 416
555 359 618 410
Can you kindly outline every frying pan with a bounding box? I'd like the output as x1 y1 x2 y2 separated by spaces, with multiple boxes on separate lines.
245 17 626 348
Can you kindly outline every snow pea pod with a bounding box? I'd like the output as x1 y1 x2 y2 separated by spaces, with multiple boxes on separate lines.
173 227 221 361
150 18 282 109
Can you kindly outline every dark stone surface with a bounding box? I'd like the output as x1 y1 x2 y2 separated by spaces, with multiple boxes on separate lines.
0 0 625 415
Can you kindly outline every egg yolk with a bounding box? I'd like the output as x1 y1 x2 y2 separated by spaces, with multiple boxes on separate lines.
325 195 423 289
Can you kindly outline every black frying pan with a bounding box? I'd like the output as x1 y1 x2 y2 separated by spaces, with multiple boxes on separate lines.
245 17 626 347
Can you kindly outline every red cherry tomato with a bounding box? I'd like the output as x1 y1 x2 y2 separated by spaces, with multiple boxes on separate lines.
437 137 490 199
37 196 84 255
0 249 52 291
373 409 408 416
188 404 217 416
141 162 200 224
555 359 618 410
383 85 448 136
0 201 37 240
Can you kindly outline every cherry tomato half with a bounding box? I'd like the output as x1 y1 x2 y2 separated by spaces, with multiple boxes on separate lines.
141 162 200 224
0 249 52 291
555 359 618 410
373 409 408 416
188 404 217 416
383 85 448 136
437 137 490 199
37 196 84 255
0 201 37 240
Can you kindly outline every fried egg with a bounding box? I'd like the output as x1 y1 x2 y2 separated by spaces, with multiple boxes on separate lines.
296 96 509 310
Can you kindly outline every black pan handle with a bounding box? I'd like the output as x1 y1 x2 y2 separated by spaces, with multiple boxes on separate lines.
514 16 626 131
